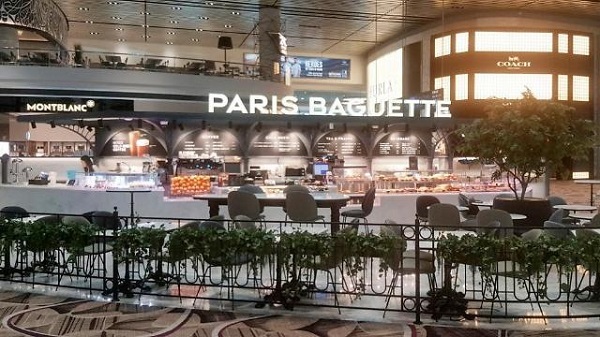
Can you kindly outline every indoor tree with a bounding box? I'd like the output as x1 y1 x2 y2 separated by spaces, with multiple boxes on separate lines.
459 89 597 200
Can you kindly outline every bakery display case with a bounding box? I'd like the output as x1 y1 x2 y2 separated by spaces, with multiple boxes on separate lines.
333 166 373 194
74 172 160 189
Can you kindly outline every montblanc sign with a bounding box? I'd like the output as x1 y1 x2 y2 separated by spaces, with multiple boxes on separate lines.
26 100 96 112
208 93 452 118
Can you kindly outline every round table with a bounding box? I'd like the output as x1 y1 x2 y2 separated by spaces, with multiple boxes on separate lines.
510 213 527 220
471 201 493 208
553 204 598 212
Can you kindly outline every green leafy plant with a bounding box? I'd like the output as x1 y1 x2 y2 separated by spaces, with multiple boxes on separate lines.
459 89 597 200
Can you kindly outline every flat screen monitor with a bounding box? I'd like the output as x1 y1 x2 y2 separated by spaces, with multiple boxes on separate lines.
313 163 329 176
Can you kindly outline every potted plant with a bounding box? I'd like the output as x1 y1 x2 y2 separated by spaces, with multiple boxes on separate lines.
458 90 597 232
459 89 596 200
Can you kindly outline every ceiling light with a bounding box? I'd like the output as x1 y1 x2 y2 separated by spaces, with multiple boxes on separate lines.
115 27 123 31
142 35 151 38
191 38 199 42
140 12 150 15
111 16 122 20
195 28 203 32
171 6 181 10
170 20 179 24
118 38 125 42
206 2 214 5
78 7 89 11
224 24 232 28
231 11 240 15
167 31 176 35
85 20 94 24
107 1 120 4
89 32 99 35
141 24 149 27
199 16 209 20
166 42 173 45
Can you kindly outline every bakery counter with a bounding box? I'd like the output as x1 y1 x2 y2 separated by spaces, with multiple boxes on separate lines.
0 184 208 220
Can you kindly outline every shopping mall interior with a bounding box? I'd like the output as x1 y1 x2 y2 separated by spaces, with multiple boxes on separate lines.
1 1 600 336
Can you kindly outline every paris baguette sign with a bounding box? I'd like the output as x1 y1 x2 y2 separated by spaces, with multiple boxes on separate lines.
208 93 452 118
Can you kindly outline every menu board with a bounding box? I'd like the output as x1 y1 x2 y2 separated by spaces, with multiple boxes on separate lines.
375 133 427 156
314 133 365 156
175 130 240 158
101 130 167 157
249 132 307 156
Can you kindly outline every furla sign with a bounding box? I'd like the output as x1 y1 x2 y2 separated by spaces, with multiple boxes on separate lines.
497 56 531 70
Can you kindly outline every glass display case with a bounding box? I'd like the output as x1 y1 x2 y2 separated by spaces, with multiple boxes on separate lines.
373 170 459 193
74 172 160 189
333 166 372 194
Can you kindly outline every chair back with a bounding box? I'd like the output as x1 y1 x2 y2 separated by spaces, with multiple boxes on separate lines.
286 191 319 222
543 220 574 239
361 187 377 216
238 184 264 194
0 206 29 220
427 203 461 230
227 190 262 220
415 195 440 219
547 209 565 223
547 195 568 207
62 215 91 226
233 214 257 230
476 209 513 237
92 211 121 230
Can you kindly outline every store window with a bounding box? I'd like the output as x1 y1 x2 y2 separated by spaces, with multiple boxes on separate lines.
474 32 553 52
474 73 552 99
434 76 451 101
573 35 590 55
434 35 451 57
454 74 469 100
557 75 568 101
558 34 569 54
572 75 589 101
455 32 469 53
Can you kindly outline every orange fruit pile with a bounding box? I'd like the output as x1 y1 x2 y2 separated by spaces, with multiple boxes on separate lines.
170 175 211 195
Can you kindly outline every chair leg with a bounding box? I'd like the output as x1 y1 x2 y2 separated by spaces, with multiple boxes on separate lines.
383 272 399 318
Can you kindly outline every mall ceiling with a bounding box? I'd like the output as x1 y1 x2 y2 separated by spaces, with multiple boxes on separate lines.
53 0 600 56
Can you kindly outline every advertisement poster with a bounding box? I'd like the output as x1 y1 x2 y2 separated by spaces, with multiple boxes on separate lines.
174 130 241 158
281 56 350 79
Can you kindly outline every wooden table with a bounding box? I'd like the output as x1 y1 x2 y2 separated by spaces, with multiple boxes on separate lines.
193 192 350 233
574 180 600 206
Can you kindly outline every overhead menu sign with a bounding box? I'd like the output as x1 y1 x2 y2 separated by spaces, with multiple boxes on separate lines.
249 132 307 156
376 133 427 156
175 130 241 158
314 133 365 156
101 130 166 157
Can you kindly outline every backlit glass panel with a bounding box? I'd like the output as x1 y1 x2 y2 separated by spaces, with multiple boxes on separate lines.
434 76 451 101
557 75 568 101
558 34 569 54
455 74 468 100
434 35 451 57
573 76 589 101
474 74 552 99
474 32 553 52
573 35 590 55
455 32 469 53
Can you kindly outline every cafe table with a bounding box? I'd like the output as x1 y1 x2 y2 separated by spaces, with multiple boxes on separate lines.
193 192 351 233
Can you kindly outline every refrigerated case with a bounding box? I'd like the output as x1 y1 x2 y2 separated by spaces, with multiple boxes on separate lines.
74 172 159 189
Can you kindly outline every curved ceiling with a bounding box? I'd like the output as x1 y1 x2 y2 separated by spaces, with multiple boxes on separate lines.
53 0 600 56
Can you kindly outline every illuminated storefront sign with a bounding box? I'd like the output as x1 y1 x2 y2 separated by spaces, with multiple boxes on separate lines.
496 56 531 70
25 100 96 112
208 93 452 118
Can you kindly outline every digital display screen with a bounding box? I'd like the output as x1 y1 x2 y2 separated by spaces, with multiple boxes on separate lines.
281 56 350 79
313 163 329 176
